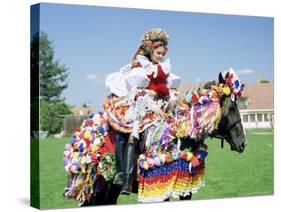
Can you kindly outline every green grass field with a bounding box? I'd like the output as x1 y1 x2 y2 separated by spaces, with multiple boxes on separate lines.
34 128 273 209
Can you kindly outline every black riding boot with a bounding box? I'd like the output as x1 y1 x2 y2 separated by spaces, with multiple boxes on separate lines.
113 133 127 185
121 138 138 195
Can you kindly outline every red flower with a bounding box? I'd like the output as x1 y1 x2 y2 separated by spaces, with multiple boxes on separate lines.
180 151 188 159
191 157 200 167
191 93 199 104
86 119 93 127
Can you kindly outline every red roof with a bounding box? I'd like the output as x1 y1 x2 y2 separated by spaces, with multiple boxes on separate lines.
242 83 273 110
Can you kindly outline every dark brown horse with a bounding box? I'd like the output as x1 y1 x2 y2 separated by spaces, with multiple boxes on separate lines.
80 72 246 206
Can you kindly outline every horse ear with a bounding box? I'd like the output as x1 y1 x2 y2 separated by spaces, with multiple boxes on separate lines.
218 72 225 84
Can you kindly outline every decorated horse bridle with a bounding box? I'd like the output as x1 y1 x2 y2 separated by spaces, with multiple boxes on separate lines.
209 92 242 149
210 117 242 149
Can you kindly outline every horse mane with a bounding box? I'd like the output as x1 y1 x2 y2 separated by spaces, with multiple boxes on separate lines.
202 80 217 90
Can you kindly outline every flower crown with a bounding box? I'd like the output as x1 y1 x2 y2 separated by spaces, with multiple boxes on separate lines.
141 28 169 53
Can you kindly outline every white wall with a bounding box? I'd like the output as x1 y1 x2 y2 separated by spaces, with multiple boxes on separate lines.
240 109 274 129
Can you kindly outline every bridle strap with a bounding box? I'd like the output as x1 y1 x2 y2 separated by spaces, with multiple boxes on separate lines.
210 118 242 149
226 118 242 131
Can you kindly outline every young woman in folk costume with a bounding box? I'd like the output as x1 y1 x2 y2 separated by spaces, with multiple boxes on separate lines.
103 28 181 194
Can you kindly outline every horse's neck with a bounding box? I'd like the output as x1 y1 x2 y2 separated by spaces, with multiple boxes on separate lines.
187 100 221 138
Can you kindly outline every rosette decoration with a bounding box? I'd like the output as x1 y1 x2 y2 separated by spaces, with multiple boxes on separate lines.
63 112 117 205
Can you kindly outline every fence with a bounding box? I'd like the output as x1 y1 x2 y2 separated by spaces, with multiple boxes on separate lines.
61 115 88 135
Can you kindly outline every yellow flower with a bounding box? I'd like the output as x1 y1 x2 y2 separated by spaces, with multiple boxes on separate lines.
73 152 79 159
143 161 149 170
81 165 86 173
223 86 231 96
84 130 91 140
81 120 86 128
91 145 100 152
80 156 86 165
165 154 173 163
187 152 193 161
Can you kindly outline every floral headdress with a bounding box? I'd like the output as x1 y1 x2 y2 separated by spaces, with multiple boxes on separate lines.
140 28 169 54
223 68 245 96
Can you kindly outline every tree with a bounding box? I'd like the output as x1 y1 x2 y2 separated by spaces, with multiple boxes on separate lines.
31 31 72 135
259 80 270 83
40 100 72 134
82 102 89 108
38 32 68 102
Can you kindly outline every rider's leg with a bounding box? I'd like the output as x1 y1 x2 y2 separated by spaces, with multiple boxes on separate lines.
121 134 138 194
113 133 128 185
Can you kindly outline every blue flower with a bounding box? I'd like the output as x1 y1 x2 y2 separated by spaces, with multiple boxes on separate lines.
87 113 95 119
241 84 245 92
198 150 208 160
71 135 76 145
234 80 240 89
78 143 85 152
98 127 105 136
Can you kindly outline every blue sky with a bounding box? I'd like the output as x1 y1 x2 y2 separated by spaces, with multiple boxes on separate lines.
34 3 274 110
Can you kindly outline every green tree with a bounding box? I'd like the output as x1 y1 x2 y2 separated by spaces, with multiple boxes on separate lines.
259 80 270 83
38 32 68 102
31 31 72 135
40 100 72 134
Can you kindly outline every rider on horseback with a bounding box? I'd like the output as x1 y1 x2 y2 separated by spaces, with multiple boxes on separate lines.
104 28 181 194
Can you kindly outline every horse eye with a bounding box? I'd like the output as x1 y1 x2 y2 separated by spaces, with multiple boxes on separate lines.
230 103 236 111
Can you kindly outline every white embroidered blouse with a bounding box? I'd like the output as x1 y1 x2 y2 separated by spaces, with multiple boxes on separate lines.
105 55 181 97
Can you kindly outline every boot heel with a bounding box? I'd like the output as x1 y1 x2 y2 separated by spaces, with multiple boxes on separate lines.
113 172 124 185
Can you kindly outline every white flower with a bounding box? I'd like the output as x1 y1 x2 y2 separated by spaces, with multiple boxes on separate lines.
93 138 102 146
139 154 146 160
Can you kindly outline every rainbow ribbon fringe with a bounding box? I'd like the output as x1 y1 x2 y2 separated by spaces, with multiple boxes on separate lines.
138 159 205 202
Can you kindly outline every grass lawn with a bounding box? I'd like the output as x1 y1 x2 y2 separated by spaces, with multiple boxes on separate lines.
35 128 273 209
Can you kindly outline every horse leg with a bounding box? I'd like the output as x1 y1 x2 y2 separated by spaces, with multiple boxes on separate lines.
84 182 122 206
105 183 122 204
179 193 192 200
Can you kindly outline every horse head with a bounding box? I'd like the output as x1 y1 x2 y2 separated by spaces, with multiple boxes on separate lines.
212 72 247 153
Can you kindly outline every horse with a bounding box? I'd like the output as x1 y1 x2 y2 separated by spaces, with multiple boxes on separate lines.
63 71 246 206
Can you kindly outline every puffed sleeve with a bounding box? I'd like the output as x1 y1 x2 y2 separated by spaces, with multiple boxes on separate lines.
105 71 130 97
125 67 150 90
157 58 181 88
167 73 181 89
122 55 151 90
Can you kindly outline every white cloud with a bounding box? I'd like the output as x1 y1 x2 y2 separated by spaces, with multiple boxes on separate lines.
86 73 97 80
195 77 201 82
236 69 255 75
